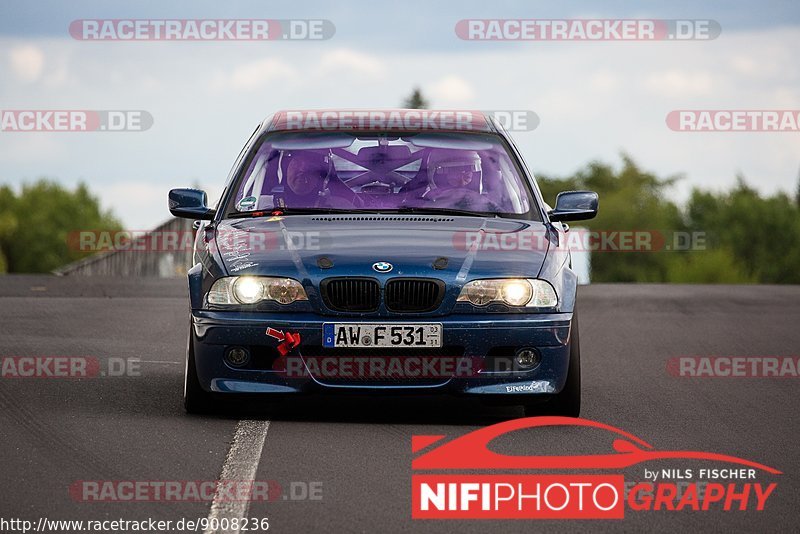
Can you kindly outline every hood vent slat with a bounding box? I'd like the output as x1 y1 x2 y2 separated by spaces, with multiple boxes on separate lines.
310 216 454 223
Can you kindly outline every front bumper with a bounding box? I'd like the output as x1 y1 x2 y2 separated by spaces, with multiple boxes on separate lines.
190 310 574 397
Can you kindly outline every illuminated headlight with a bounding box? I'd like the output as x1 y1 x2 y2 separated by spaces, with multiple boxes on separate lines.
457 279 557 308
233 277 263 304
207 277 308 306
501 280 533 306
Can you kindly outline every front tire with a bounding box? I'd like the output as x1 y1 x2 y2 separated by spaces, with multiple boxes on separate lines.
524 311 581 417
184 329 215 414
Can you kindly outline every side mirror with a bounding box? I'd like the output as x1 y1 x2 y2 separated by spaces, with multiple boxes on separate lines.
168 188 215 220
548 190 598 222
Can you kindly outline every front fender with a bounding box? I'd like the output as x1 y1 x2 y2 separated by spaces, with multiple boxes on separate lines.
538 223 577 313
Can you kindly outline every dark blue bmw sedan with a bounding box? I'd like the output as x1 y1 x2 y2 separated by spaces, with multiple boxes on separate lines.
169 110 598 416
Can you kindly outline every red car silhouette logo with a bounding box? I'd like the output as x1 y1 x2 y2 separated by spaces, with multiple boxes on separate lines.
412 417 781 473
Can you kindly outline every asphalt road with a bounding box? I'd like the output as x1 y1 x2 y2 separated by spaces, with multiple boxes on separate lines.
0 275 797 533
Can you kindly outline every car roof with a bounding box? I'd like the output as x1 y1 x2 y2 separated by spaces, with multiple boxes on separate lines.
263 109 499 134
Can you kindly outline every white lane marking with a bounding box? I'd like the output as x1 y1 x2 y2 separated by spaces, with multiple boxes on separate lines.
205 420 270 534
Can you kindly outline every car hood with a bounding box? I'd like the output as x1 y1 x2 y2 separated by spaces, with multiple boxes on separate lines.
214 215 552 282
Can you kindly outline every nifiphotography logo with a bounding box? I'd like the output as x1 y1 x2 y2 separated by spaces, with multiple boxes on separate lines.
411 417 780 519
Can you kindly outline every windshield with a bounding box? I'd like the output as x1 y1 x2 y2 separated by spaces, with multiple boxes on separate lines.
223 131 538 219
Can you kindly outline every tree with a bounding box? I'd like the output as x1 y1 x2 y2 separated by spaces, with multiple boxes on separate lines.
538 155 683 282
0 186 18 273
0 179 122 273
796 166 800 207
540 157 800 284
402 87 429 109
684 176 800 283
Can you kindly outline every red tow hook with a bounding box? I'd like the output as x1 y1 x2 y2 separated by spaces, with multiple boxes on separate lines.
266 327 302 356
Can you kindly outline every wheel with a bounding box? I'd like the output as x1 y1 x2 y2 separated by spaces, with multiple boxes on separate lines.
524 311 581 417
184 327 215 414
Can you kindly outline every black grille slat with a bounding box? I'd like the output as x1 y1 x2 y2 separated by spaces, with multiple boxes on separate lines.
322 277 444 313
385 278 443 313
322 278 380 312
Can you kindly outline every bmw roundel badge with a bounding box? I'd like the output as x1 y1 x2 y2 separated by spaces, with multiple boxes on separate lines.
372 261 393 273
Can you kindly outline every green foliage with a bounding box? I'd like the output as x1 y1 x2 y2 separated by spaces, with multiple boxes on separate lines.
684 178 800 283
665 248 754 284
538 156 800 284
402 87 429 109
796 168 800 207
0 179 122 273
2 159 797 282
538 156 683 282
0 186 18 273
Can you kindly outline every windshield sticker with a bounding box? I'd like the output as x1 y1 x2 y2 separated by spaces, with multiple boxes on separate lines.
237 195 258 211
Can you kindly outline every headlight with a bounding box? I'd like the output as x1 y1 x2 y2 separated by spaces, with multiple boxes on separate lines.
264 277 307 304
459 279 498 306
501 280 533 306
233 277 263 304
207 276 308 306
457 279 557 308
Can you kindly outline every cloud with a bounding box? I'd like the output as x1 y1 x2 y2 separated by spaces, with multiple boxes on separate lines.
319 48 386 77
428 75 476 104
644 70 714 98
92 180 223 230
224 58 297 91
93 181 167 229
8 45 44 83
589 71 620 92
0 25 798 229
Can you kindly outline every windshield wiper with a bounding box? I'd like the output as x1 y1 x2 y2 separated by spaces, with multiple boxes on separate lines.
389 206 494 217
227 206 495 219
227 207 380 218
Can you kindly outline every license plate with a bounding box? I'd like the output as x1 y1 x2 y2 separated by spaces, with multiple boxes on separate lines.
323 323 442 348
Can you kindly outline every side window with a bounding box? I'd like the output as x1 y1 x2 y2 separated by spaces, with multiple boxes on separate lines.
239 151 269 199
497 154 528 213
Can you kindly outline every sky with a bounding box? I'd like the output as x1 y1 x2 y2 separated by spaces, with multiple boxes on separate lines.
1 0 798 229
